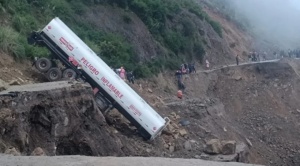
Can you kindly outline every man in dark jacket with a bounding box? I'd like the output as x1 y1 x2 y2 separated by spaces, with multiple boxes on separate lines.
126 71 135 84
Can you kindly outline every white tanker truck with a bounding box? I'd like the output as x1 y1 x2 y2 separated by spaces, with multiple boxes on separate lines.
27 17 169 140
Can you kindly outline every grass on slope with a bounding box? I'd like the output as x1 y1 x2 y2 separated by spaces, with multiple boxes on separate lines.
0 0 222 78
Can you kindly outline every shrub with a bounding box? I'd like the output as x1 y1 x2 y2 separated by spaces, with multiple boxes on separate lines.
98 33 135 70
134 64 152 78
0 27 25 59
12 14 38 34
123 14 132 23
193 42 205 63
207 19 223 37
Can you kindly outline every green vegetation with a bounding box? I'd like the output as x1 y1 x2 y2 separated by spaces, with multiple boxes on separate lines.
0 0 222 78
0 26 25 59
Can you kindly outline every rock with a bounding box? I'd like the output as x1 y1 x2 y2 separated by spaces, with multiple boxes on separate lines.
178 129 188 136
173 133 179 139
199 126 211 134
162 129 173 136
31 147 45 156
9 80 21 85
204 139 222 154
236 143 250 163
146 148 151 153
235 76 242 81
194 155 201 159
184 141 192 151
167 124 175 133
245 138 253 147
179 120 190 126
170 112 176 117
169 145 175 153
147 88 153 93
17 77 24 83
164 143 169 149
221 140 236 155
297 109 300 113
0 141 6 153
5 147 21 156
0 79 9 91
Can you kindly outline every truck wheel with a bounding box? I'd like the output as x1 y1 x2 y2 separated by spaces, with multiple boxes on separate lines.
35 58 52 72
62 68 77 79
46 67 62 82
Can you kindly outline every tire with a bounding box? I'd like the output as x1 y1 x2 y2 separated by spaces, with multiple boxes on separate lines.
46 67 62 82
62 68 77 80
35 58 52 72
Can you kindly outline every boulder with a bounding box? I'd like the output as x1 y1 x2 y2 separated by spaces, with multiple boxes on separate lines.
204 139 222 154
234 76 242 81
236 142 250 163
184 141 192 151
179 120 190 126
0 140 7 153
5 147 21 156
31 147 45 156
202 142 250 162
221 140 236 155
0 79 8 91
9 80 21 86
178 129 188 136
169 145 175 153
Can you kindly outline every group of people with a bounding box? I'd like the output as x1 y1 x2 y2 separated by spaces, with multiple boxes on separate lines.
247 51 267 62
248 49 300 62
113 66 135 84
275 49 300 59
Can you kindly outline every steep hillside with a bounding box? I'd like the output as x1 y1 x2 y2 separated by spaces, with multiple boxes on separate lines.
4 1 300 166
137 59 300 166
0 0 251 77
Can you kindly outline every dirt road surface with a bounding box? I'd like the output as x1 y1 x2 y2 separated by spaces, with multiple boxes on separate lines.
0 156 263 166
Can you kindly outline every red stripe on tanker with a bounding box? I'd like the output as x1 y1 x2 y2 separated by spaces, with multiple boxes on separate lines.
129 104 142 116
81 57 99 75
101 76 123 99
59 37 74 51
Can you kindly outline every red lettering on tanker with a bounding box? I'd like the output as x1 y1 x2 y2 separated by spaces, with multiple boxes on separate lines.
100 77 123 99
68 56 79 66
80 57 99 75
59 37 74 51
129 104 142 116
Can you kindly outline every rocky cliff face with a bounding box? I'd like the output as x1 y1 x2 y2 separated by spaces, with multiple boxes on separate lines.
0 81 124 156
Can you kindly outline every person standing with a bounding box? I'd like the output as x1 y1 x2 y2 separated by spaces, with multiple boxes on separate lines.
119 66 126 81
126 71 135 84
236 54 239 65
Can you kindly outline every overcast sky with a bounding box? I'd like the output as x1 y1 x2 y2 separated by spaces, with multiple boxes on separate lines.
228 0 300 49
291 0 300 10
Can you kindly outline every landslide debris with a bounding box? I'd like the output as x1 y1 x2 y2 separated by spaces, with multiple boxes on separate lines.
0 81 124 156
